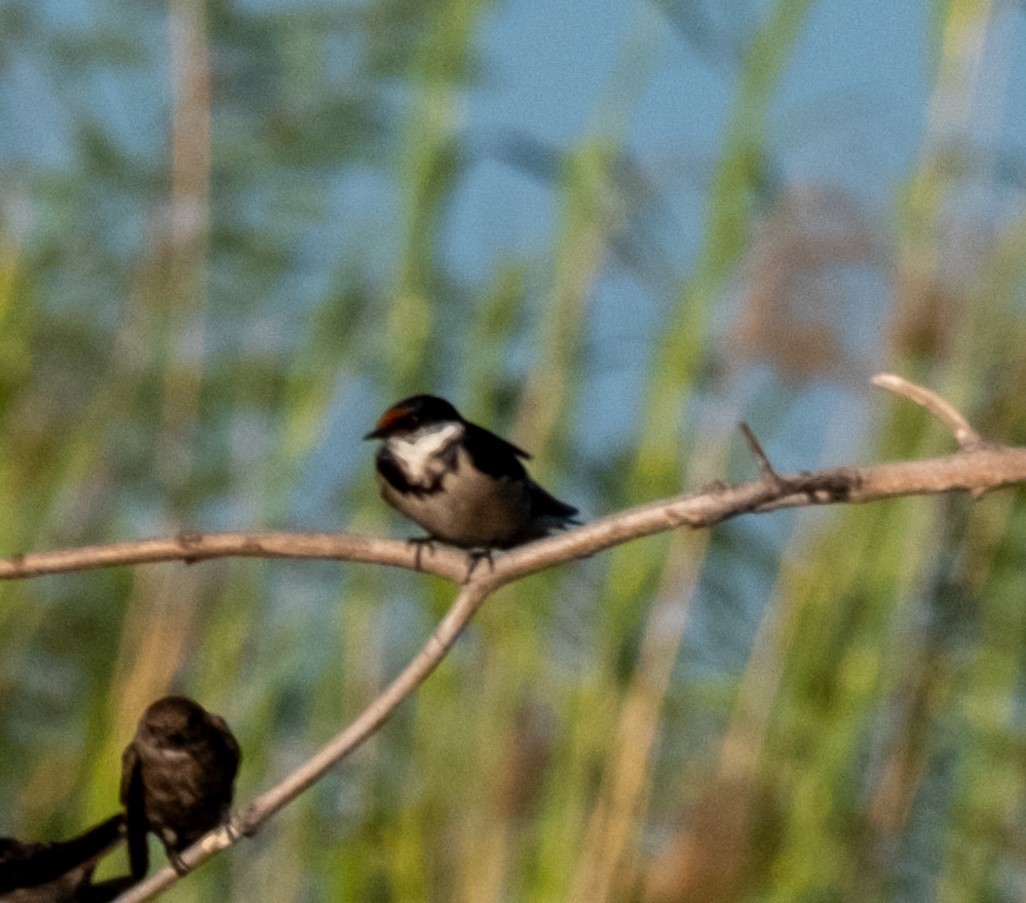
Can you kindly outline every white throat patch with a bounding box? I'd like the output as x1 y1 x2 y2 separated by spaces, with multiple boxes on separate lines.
388 422 464 485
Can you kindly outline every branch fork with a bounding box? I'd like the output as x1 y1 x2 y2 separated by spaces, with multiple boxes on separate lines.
0 374 1016 902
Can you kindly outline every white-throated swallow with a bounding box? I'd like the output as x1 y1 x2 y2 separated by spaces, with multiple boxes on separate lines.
364 395 578 555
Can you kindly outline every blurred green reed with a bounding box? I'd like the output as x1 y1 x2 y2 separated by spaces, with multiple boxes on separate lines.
3 0 1026 901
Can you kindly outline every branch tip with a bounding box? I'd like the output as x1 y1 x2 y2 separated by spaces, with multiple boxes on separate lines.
871 372 984 450
738 422 781 486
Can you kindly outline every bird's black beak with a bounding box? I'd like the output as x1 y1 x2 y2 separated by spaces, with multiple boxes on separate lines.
363 427 385 441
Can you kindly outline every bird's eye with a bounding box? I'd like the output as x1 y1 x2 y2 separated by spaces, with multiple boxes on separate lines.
168 731 186 747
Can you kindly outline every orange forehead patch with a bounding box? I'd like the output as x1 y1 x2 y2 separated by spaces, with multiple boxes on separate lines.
374 404 413 432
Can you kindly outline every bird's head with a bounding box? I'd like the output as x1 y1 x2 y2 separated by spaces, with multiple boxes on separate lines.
364 395 463 440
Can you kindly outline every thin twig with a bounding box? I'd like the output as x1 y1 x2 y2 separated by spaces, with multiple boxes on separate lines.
872 372 984 449
738 422 782 486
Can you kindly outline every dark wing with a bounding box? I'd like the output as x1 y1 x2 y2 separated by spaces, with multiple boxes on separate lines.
119 745 150 881
528 482 579 520
0 838 44 893
210 714 241 806
0 815 123 895
118 745 136 809
460 423 530 481
77 874 138 902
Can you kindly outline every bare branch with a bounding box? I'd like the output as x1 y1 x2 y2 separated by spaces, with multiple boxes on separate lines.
0 532 469 584
6 448 1026 588
0 374 1009 902
872 371 984 449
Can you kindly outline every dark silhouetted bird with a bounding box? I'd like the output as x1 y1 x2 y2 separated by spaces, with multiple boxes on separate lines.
120 696 240 879
365 395 578 553
0 813 132 902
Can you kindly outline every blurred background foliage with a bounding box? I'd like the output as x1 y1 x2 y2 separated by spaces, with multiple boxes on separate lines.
2 0 1026 900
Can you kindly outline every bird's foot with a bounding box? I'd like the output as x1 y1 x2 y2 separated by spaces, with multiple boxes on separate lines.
167 849 190 876
407 536 437 570
464 547 496 582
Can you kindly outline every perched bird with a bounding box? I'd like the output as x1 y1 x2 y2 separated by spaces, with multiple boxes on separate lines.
0 813 130 902
364 395 578 554
120 696 240 879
